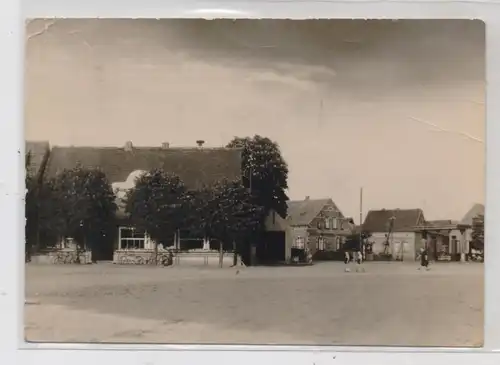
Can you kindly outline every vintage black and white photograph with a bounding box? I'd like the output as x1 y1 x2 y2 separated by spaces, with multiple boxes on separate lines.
24 19 484 347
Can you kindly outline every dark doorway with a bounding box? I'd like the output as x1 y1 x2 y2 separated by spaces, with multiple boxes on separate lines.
90 228 116 261
256 231 286 263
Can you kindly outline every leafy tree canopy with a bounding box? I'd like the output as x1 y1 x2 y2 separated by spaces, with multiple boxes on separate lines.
125 169 186 244
181 179 265 246
25 152 38 249
48 166 117 248
181 186 214 238
226 135 289 218
471 214 484 251
209 179 266 244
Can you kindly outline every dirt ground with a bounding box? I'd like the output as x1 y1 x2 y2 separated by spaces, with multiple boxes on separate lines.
24 261 484 347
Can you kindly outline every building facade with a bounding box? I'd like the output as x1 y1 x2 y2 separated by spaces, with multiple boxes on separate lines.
362 208 426 261
413 203 484 262
286 197 354 260
43 140 244 262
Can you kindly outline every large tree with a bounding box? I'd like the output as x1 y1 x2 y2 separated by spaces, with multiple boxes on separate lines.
226 135 289 218
209 179 266 265
25 152 37 258
49 166 117 253
471 214 484 252
181 186 215 240
125 169 186 247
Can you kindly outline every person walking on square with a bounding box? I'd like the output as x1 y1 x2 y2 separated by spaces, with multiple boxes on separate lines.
355 249 365 272
344 250 352 272
419 247 429 270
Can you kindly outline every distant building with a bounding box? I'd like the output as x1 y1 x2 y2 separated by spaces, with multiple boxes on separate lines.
460 203 485 247
286 197 354 260
362 208 426 261
413 203 484 261
44 140 243 260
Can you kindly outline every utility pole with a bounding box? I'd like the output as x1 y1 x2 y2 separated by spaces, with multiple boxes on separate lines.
248 167 254 266
359 187 363 253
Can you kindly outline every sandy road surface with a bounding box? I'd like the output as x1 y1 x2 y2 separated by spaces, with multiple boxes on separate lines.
25 261 483 347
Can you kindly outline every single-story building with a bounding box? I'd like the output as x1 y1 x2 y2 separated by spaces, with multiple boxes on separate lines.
362 208 426 261
412 203 484 262
257 209 294 264
43 140 244 262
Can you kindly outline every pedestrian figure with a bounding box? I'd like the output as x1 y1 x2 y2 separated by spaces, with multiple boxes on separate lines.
344 251 350 264
344 251 352 272
419 248 430 270
355 250 365 272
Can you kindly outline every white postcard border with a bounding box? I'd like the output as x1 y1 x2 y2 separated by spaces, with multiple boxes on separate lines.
0 0 498 364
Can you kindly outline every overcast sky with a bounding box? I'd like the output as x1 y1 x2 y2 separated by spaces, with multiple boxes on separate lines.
24 19 485 222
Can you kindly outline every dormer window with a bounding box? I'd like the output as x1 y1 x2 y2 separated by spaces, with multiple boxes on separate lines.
331 218 338 230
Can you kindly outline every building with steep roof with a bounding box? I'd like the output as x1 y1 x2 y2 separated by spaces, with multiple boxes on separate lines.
285 196 354 260
362 208 426 261
43 140 244 261
397 203 484 262
460 203 484 226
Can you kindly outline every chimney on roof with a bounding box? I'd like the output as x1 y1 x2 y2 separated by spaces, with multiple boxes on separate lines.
161 142 170 149
196 140 205 148
124 141 133 151
305 196 310 200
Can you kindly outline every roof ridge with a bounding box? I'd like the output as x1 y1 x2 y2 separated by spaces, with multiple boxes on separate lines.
368 208 422 212
288 197 331 203
51 145 242 151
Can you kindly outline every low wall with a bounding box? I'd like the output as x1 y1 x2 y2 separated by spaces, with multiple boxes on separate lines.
30 249 92 265
113 249 234 267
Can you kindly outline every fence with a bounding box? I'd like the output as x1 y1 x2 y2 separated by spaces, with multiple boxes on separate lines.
113 248 234 267
29 248 92 265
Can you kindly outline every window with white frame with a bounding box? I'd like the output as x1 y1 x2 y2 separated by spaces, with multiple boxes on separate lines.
336 237 342 251
119 227 146 249
324 218 330 229
293 236 305 249
339 221 344 230
331 218 338 230
317 236 325 251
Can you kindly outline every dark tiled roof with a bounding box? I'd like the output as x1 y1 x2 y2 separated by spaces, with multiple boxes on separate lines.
25 140 50 177
286 198 332 226
45 145 243 190
427 219 460 227
362 208 424 232
460 203 484 225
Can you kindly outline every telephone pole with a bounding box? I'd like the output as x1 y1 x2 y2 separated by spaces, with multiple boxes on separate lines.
359 187 363 253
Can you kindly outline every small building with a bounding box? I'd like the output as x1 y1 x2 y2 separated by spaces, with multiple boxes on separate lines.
44 140 243 261
460 203 485 246
255 209 294 264
286 197 354 260
413 203 484 262
362 208 426 261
